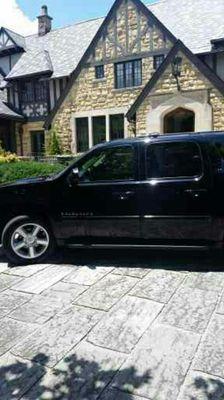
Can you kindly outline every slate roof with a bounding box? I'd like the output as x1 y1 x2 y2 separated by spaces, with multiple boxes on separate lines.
6 49 53 80
148 0 224 54
0 100 24 120
6 18 103 80
2 0 224 80
4 28 26 49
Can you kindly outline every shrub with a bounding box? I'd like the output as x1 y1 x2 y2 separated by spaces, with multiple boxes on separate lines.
0 161 64 184
46 128 62 155
0 140 19 163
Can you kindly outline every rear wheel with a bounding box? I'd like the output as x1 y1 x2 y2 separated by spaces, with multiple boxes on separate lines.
2 216 55 265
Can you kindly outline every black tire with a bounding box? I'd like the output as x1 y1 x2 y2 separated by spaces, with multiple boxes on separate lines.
2 216 56 265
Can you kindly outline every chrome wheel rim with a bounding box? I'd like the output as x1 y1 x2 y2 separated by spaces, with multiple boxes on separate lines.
11 223 50 260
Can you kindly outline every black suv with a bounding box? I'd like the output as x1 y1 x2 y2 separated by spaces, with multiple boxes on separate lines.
1 132 224 264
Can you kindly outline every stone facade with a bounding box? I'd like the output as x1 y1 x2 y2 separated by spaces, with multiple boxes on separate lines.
52 0 172 153
50 0 224 154
136 52 224 134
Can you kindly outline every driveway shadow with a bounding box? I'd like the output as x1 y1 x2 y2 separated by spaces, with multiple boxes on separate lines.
2 246 224 273
0 351 151 400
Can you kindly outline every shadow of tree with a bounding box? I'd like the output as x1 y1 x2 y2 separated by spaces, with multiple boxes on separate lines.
0 351 151 400
190 375 224 400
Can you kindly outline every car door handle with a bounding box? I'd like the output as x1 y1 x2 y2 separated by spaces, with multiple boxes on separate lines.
112 191 135 201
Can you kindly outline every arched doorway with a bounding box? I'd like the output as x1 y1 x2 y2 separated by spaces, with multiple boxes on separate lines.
164 107 195 133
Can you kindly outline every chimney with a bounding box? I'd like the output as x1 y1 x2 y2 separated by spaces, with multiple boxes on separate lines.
37 5 53 36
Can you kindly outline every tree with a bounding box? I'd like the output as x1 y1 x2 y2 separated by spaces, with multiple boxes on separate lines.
47 128 62 155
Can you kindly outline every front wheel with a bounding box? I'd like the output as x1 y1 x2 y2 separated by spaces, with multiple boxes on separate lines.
2 216 55 265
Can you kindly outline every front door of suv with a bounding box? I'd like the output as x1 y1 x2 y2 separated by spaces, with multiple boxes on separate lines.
139 140 212 245
60 144 141 244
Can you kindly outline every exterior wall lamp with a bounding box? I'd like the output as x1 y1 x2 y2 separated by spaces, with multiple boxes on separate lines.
171 56 182 91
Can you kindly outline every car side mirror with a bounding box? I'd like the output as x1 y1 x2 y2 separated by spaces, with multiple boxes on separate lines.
68 168 80 187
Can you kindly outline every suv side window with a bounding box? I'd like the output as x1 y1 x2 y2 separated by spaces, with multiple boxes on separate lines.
78 145 135 182
146 141 203 179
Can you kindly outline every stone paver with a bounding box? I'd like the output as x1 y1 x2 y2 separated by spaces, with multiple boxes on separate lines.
0 317 36 355
184 272 224 292
9 293 69 324
12 265 74 294
0 258 223 400
0 352 45 400
23 341 125 400
75 274 138 310
131 270 185 303
12 306 103 367
177 370 224 400
63 266 113 285
0 290 31 318
159 286 218 333
0 274 22 292
113 267 150 278
112 324 200 400
88 296 163 353
4 264 49 277
100 388 148 399
193 314 224 378
216 290 224 314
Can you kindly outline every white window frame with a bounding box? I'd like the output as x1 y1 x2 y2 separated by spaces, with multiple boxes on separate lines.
71 107 129 154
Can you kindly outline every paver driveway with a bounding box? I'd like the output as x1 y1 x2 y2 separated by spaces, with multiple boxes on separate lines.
0 249 224 400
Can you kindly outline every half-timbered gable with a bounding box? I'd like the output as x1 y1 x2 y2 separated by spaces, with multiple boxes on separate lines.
91 0 172 64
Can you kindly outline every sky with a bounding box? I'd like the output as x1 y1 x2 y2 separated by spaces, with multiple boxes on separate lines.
0 0 154 36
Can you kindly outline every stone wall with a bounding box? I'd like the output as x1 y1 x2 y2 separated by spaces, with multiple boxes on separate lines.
51 0 171 153
136 52 224 134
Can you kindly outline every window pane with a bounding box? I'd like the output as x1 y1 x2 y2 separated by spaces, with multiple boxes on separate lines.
110 114 124 140
153 55 165 70
207 139 224 176
95 65 104 79
125 62 133 87
146 142 202 179
76 118 89 153
79 146 135 182
92 116 106 145
115 63 125 89
133 60 142 86
35 80 48 102
115 60 142 89
21 81 34 102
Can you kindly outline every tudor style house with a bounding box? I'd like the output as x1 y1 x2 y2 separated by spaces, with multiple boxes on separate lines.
0 0 224 155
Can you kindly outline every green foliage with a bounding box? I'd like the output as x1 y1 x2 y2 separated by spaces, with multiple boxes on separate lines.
0 140 19 163
0 161 64 184
47 129 62 155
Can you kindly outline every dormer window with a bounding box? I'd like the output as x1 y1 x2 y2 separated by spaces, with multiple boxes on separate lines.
211 38 224 52
95 65 105 79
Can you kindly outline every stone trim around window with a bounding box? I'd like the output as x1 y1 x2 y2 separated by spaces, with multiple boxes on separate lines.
70 107 129 154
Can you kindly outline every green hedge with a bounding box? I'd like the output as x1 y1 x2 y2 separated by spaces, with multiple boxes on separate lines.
0 161 64 184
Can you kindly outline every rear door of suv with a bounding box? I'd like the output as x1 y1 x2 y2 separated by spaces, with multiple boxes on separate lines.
139 138 212 245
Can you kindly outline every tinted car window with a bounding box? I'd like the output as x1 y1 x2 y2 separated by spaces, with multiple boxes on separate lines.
207 139 224 176
146 142 202 179
78 146 135 182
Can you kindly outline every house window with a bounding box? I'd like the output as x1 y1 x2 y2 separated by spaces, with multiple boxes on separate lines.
95 65 105 79
92 116 106 145
110 114 124 140
21 80 48 103
115 59 142 89
153 54 165 70
76 117 89 153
